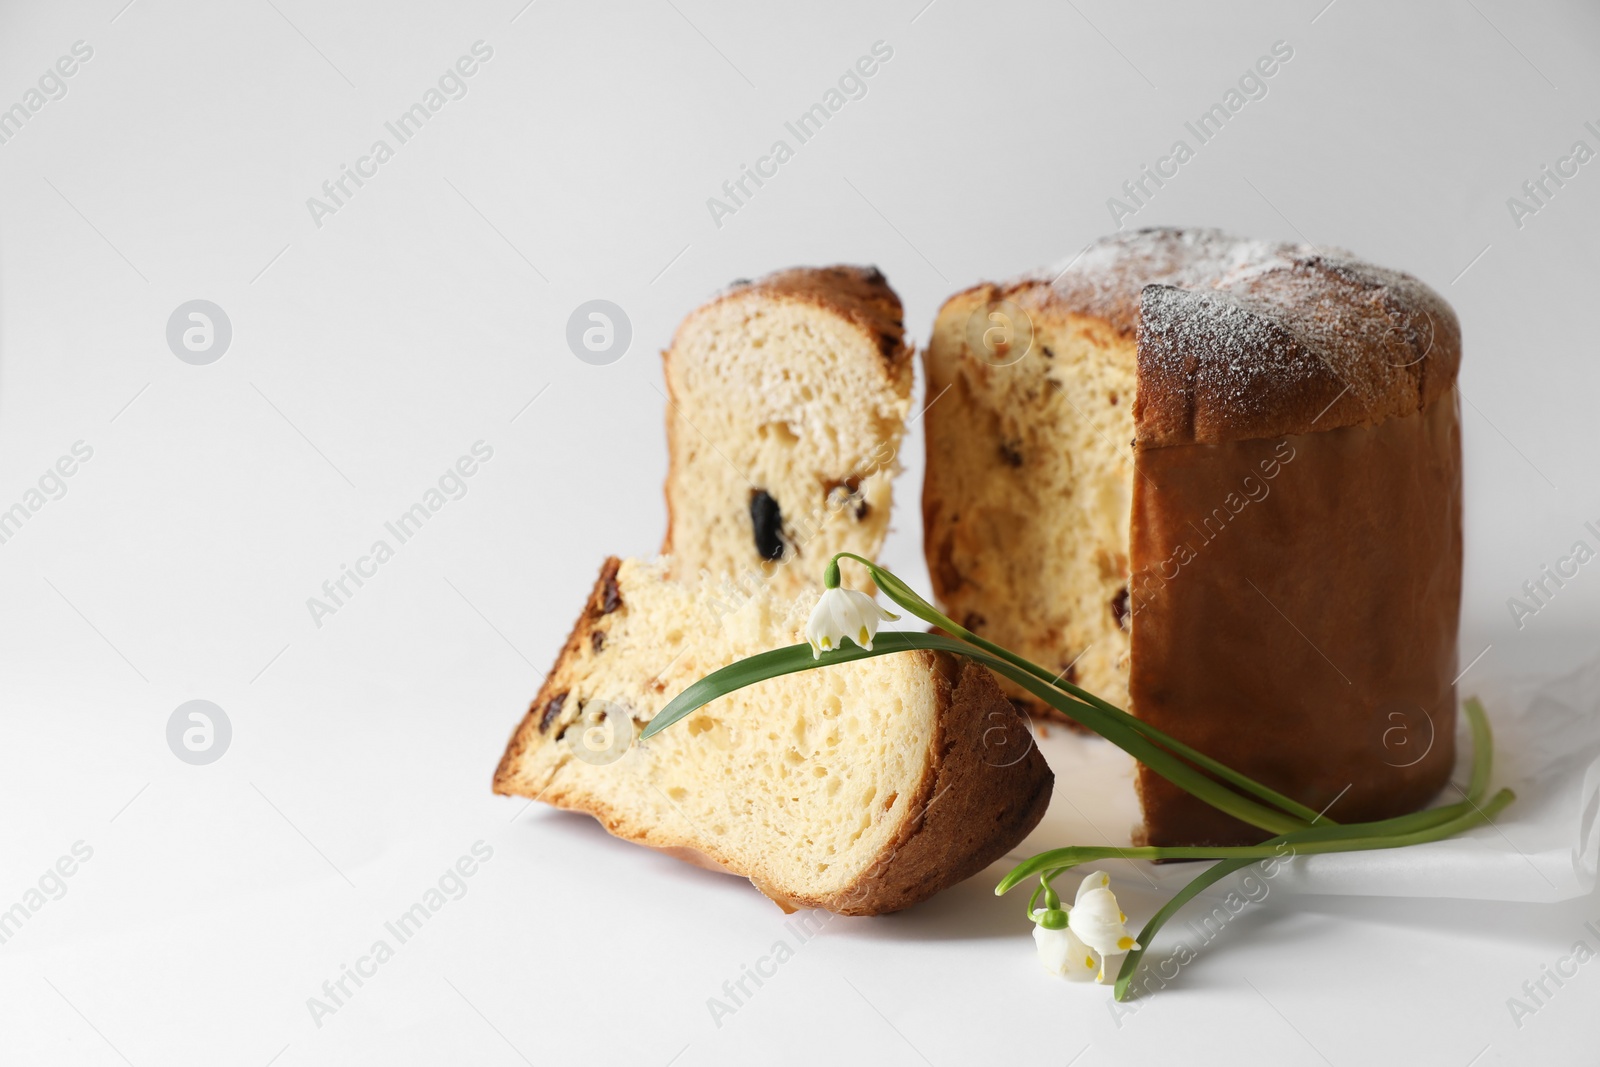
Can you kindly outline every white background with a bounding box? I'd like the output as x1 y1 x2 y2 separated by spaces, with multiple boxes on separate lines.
1 0 1597 1063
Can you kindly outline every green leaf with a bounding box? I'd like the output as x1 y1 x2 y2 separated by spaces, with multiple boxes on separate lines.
1002 791 1507 894
638 636 901 740
1113 857 1249 1002
849 554 1326 827
641 630 1310 836
1002 667 1504 897
1108 786 1515 1000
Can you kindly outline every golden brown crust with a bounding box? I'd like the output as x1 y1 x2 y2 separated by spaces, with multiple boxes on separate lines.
773 654 1053 915
492 557 622 796
721 265 913 370
921 230 1464 846
950 227 1460 447
494 563 1053 916
1129 393 1462 846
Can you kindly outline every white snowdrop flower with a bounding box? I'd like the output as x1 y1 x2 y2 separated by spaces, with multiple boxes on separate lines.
1032 911 1099 981
1067 870 1140 982
805 586 898 659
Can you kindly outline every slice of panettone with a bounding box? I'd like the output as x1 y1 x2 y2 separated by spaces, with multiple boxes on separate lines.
661 266 913 598
494 556 1052 915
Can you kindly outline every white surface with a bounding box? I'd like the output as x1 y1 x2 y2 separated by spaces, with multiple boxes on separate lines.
1 0 1598 1064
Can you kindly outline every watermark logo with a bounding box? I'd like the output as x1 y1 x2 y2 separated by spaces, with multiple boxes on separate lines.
1379 306 1436 369
1376 700 1435 769
965 300 1033 367
1126 440 1298 619
306 41 495 229
566 300 632 366
1106 40 1294 228
1111 842 1296 1020
0 440 93 546
706 909 833 1028
1506 121 1600 230
305 841 495 1029
1507 521 1600 631
167 700 232 765
166 300 232 365
307 442 495 629
0 840 94 946
1507 918 1600 1029
705 41 894 229
978 704 1038 768
567 699 634 766
0 40 94 148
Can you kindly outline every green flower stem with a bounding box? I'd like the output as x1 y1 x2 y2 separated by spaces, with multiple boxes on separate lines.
1111 857 1252 1001
1103 792 1514 1001
641 630 1309 836
1026 879 1046 920
647 555 1514 1000
1004 688 1498 891
959 646 1311 835
1464 696 1493 803
1105 697 1502 1001
998 789 1513 892
832 554 1325 827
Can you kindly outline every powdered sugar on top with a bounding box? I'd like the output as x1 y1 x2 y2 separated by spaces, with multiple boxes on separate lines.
1006 227 1459 442
1022 228 1311 328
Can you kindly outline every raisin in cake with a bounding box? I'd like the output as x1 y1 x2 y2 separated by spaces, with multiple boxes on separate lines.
923 227 1461 847
493 556 1052 915
662 267 913 598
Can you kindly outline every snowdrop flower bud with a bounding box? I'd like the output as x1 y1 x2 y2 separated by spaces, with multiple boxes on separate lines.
805 587 898 659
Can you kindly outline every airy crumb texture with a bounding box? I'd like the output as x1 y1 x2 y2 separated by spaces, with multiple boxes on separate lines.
923 297 1137 714
493 557 1053 915
662 266 913 599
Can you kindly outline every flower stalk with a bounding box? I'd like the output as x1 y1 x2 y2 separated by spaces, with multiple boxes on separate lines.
643 554 1513 1000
